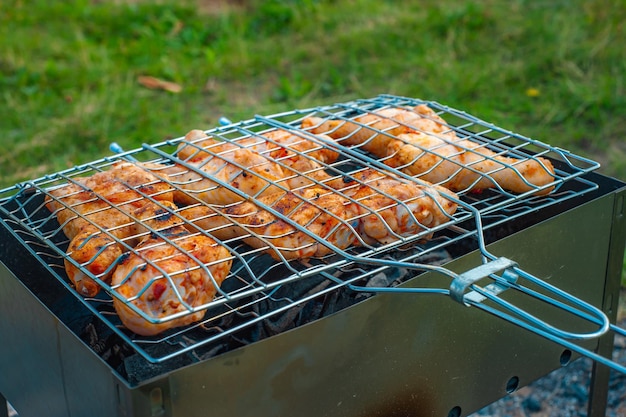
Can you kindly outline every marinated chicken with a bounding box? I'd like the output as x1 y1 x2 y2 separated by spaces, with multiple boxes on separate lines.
302 105 555 195
176 129 338 171
45 162 175 239
60 200 186 296
161 128 340 206
248 129 339 189
112 226 232 336
181 188 358 259
181 173 457 260
159 130 288 206
325 168 457 243
41 99 565 337
64 229 124 297
45 162 178 296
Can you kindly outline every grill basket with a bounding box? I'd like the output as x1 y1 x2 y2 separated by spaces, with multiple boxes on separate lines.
0 94 623 375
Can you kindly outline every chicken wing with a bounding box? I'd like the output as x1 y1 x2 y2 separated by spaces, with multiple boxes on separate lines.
111 226 232 336
302 105 555 195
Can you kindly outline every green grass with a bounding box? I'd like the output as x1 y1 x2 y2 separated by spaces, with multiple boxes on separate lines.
1 0 625 281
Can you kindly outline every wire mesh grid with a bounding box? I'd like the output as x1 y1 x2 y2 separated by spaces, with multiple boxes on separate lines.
0 94 610 364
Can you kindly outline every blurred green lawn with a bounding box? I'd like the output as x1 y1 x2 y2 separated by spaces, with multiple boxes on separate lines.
1 0 625 279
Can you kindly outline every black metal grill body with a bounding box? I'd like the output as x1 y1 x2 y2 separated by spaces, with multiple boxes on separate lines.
1 171 624 417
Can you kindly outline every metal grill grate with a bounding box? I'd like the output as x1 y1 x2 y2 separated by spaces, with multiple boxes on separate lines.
0 95 617 366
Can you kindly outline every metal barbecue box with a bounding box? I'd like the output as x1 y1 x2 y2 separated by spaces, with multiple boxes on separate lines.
1 95 625 417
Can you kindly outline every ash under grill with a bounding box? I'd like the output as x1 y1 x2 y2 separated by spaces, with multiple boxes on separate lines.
1 95 625 417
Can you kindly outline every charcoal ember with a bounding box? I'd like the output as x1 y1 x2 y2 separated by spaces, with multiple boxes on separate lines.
76 316 134 370
260 279 333 335
123 353 192 386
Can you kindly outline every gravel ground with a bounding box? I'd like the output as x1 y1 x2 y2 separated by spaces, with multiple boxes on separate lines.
471 300 626 417
470 346 626 417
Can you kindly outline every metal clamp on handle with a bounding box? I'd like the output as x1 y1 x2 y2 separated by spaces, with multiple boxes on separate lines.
449 258 611 340
449 257 518 306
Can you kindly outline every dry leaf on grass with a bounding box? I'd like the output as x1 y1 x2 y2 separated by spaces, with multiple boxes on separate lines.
137 76 182 93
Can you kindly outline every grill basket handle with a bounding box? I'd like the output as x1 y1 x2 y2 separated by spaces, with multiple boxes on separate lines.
338 256 626 375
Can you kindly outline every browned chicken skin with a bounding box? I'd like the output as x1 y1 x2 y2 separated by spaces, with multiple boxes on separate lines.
45 162 174 239
161 130 289 206
63 228 124 297
328 168 457 244
176 129 338 169
302 105 555 195
161 128 340 206
181 170 457 261
252 129 339 189
60 200 187 296
47 161 235 335
112 226 232 336
45 162 178 296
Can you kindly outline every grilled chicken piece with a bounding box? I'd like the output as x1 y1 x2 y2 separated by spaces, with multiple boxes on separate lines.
45 162 178 296
161 130 288 206
112 227 232 336
302 105 555 195
64 228 124 297
62 200 185 296
45 162 174 239
391 131 555 195
251 129 339 189
183 187 361 259
164 128 340 206
177 129 339 170
181 174 457 260
325 168 457 244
